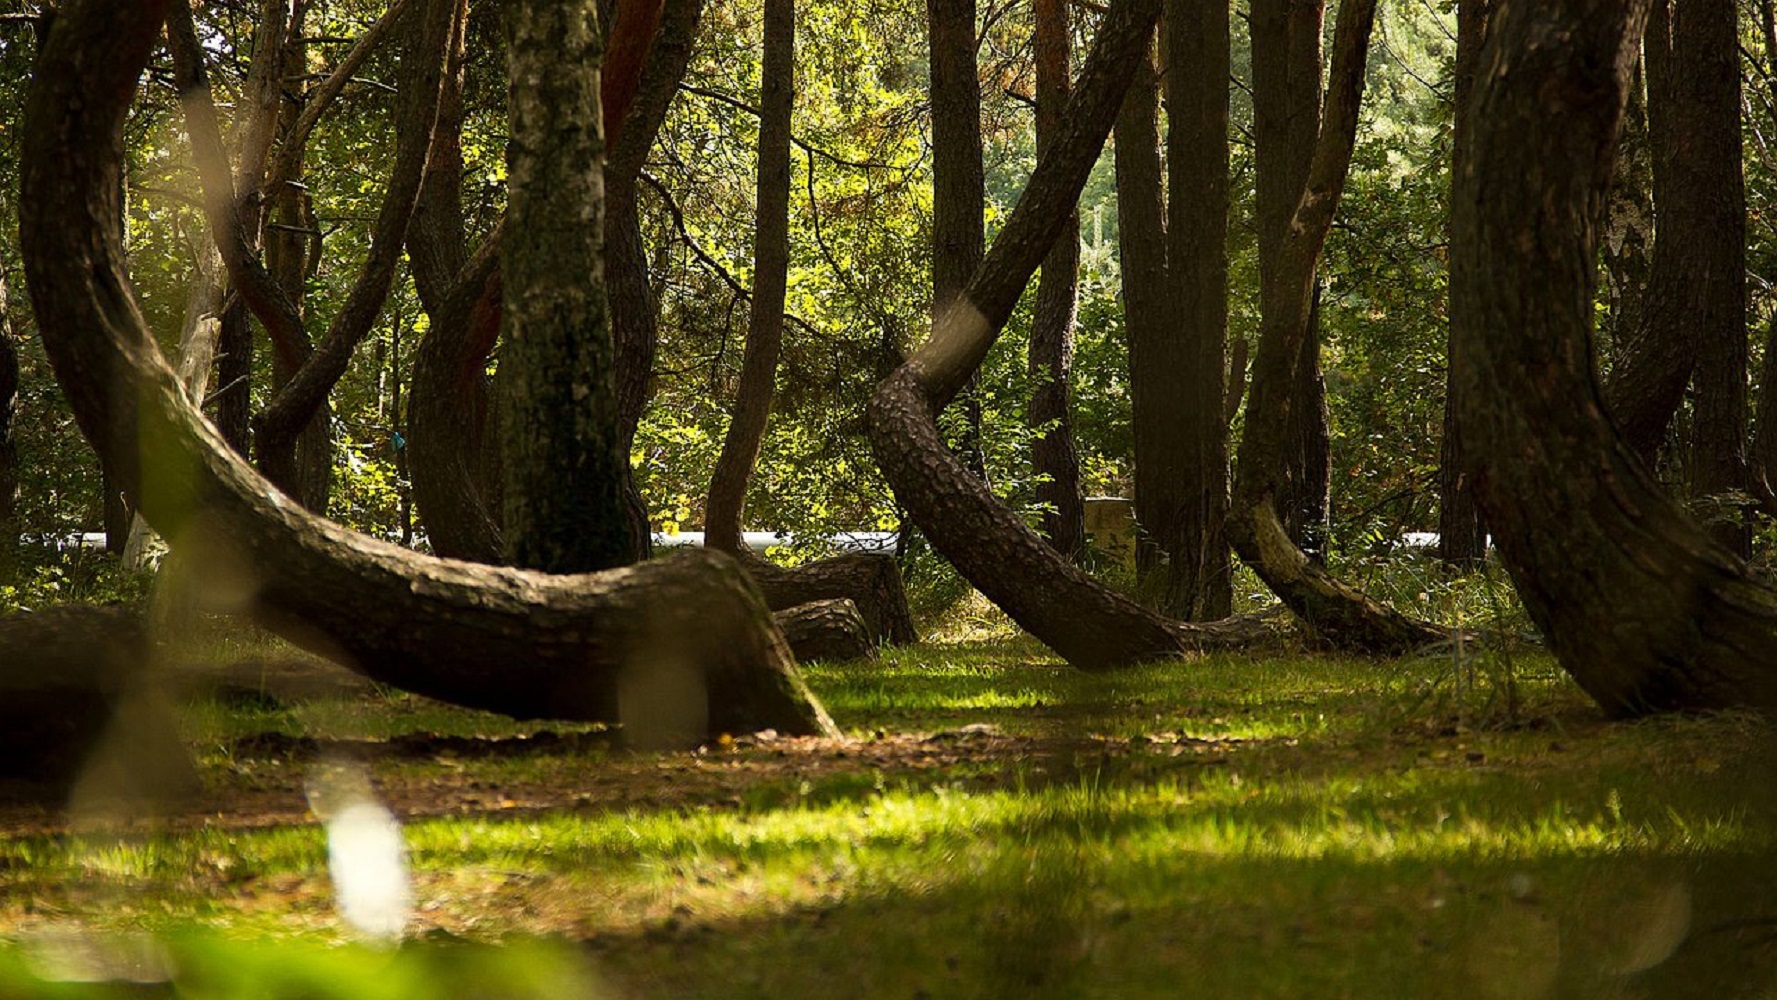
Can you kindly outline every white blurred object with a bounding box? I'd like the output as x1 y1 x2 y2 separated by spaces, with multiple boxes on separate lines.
309 762 413 941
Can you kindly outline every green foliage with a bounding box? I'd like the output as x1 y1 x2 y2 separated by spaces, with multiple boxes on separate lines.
0 545 152 615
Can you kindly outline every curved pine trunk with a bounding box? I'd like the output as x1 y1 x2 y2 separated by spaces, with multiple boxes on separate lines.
21 0 836 742
1450 0 1777 714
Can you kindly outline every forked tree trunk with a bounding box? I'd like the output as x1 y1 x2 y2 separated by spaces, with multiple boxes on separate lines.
167 0 448 511
870 0 1273 669
263 21 333 512
1028 0 1085 562
1603 0 1745 481
1436 0 1490 567
1115 9 1233 621
19 0 837 741
1451 0 1777 714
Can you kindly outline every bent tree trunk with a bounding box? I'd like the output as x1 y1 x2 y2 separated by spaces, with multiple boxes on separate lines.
1436 0 1490 566
21 0 836 741
870 0 1269 669
704 0 794 557
1450 0 1777 714
1226 0 1442 653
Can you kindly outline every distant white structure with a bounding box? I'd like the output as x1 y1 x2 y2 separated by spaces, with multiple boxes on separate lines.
652 530 899 555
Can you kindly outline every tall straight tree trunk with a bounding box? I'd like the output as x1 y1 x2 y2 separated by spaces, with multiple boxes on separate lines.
705 0 794 553
1676 0 1749 557
1252 0 1329 557
1112 40 1182 603
1437 0 1490 566
1161 0 1233 618
407 0 692 563
0 265 18 583
928 0 988 480
1226 0 1439 651
1452 0 1777 714
1028 0 1085 561
500 0 631 573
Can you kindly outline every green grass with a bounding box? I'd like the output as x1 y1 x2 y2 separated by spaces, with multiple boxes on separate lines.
1 637 1773 998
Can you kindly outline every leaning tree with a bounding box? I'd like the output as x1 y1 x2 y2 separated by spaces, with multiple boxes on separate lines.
17 0 836 743
1449 0 1777 713
870 0 1431 669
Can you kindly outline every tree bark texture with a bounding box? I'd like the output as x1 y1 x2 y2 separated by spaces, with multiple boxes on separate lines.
404 0 470 320
1603 0 1745 478
749 553 918 646
409 239 505 560
213 297 254 456
500 0 633 574
1228 0 1441 652
1111 43 1184 606
0 264 18 582
1599 58 1653 361
1754 308 1777 509
705 0 794 555
1437 1 1492 567
1251 0 1331 557
1673 0 1749 556
1146 0 1236 618
774 598 875 664
927 0 989 479
1027 0 1085 562
1451 0 1777 714
407 0 697 563
870 0 1289 669
19 0 839 740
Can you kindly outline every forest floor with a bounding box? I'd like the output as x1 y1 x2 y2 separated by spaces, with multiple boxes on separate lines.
0 622 1774 998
